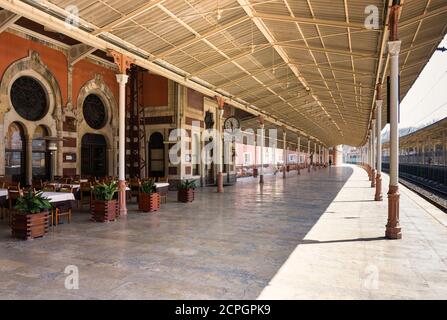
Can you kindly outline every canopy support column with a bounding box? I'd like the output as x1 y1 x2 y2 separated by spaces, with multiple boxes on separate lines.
108 50 133 217
259 116 265 184
386 39 402 240
375 90 384 201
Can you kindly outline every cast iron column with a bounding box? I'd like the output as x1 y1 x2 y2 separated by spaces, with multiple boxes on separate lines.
259 116 265 184
386 39 402 239
283 129 286 179
375 98 383 201
116 74 129 216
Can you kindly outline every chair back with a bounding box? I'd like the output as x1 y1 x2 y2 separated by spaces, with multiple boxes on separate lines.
60 185 74 193
8 188 23 209
80 182 92 192
42 184 56 192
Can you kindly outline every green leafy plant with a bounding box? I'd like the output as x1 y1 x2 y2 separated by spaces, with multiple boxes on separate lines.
141 179 157 194
93 182 117 201
14 189 52 214
178 179 196 190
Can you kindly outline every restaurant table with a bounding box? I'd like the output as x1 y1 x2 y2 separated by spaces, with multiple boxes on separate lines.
0 188 7 208
47 183 81 191
41 192 76 226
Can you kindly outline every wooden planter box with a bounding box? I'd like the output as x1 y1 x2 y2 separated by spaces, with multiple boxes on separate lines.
11 211 49 240
139 192 160 212
91 200 117 222
178 189 194 203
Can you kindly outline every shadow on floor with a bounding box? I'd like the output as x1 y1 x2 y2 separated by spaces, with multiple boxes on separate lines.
0 166 355 299
297 237 386 245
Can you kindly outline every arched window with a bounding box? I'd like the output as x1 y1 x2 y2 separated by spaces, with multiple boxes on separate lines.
5 122 26 184
83 94 107 129
148 132 165 178
32 126 50 181
11 76 48 121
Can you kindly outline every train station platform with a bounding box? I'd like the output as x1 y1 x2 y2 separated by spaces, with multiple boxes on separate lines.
1 165 446 299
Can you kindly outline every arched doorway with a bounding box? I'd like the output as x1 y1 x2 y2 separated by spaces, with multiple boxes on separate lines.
148 132 165 178
5 122 26 184
32 125 51 181
81 134 107 178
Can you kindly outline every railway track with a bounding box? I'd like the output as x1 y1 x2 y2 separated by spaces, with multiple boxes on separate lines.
398 174 447 212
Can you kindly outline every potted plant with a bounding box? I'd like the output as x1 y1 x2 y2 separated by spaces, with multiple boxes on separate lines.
12 190 52 240
177 179 196 203
139 179 160 212
91 182 118 222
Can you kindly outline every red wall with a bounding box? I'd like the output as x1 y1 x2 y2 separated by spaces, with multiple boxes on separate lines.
142 73 168 107
0 32 68 104
72 59 118 105
0 32 119 108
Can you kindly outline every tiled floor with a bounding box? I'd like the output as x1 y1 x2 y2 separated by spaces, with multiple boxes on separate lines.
0 165 446 299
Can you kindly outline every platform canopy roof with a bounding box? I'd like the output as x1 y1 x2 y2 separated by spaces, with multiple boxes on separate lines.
1 0 446 147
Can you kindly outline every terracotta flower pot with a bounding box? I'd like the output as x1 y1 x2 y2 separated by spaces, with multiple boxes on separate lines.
178 189 194 203
91 200 117 222
11 211 49 240
139 192 160 212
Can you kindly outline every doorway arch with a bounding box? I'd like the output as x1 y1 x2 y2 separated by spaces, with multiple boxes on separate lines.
5 122 26 184
81 134 107 178
32 125 51 181
148 132 165 178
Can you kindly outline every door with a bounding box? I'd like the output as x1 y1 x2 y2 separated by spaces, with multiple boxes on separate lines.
148 132 165 178
81 134 107 178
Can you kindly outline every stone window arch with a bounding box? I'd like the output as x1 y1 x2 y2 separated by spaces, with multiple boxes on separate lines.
0 51 62 179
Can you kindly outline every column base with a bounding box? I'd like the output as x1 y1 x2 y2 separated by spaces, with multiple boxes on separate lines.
371 169 376 187
307 166 311 173
283 167 286 179
386 185 402 239
259 174 264 184
375 173 383 201
217 172 224 193
118 180 127 216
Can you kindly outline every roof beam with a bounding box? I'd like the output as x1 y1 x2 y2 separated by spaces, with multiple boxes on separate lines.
92 0 166 35
400 5 447 29
0 9 21 33
191 44 270 77
237 0 338 138
279 43 376 58
0 0 325 144
155 15 250 59
253 12 372 30
215 62 287 87
68 43 96 66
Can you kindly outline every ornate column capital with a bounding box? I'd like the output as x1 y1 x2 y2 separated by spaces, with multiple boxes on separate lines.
376 100 383 108
387 40 401 56
108 49 134 74
116 74 129 85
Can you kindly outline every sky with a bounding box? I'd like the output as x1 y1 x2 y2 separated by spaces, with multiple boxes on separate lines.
398 34 447 128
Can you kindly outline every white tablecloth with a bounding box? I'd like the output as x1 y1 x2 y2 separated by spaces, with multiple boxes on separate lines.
155 183 169 189
0 189 8 197
41 192 75 203
47 183 81 190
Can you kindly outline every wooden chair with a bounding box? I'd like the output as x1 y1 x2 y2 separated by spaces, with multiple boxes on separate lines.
54 187 73 225
42 184 56 192
7 188 23 226
158 176 169 183
79 182 92 209
59 185 74 193
129 178 141 202
32 179 43 191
